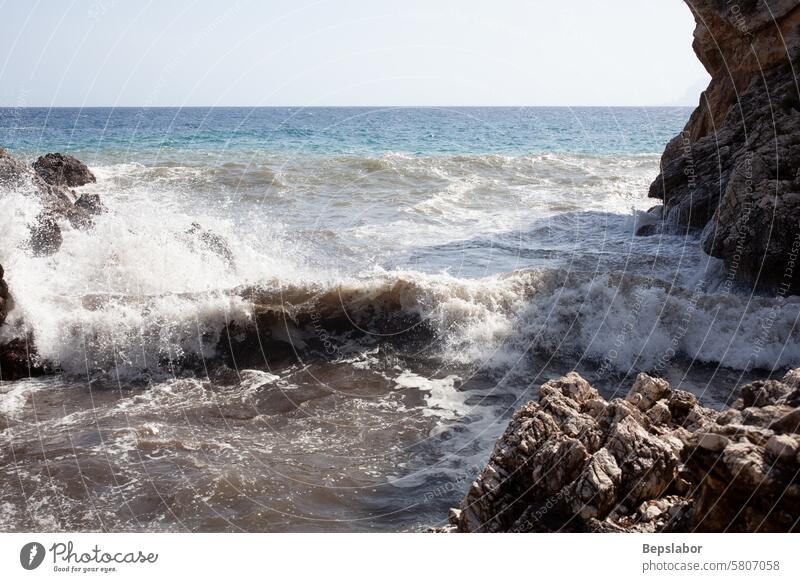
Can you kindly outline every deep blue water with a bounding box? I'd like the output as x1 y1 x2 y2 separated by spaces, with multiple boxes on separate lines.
0 106 690 159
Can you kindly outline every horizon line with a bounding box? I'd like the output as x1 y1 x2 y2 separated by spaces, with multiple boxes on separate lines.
0 104 697 109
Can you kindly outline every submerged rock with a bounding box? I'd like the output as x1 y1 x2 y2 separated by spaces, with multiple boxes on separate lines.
33 152 96 187
649 1 800 293
452 370 800 532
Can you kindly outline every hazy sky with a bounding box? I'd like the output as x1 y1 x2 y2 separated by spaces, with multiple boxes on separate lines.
0 0 710 107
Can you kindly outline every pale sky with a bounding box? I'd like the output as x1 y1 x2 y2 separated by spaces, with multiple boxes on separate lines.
0 0 709 107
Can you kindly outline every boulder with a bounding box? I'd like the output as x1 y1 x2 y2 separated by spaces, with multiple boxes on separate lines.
0 148 101 251
33 152 96 187
452 370 800 532
649 1 800 293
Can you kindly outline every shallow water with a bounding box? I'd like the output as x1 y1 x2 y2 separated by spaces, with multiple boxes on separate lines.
0 107 797 531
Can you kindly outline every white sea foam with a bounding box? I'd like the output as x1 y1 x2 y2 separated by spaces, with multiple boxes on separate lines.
2 153 797 379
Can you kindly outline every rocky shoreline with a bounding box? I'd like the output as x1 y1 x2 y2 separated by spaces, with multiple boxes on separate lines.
443 0 800 533
443 371 799 532
0 147 100 380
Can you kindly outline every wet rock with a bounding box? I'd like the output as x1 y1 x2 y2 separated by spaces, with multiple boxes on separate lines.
634 224 659 237
33 152 96 187
649 1 800 293
184 222 236 269
2 148 101 241
75 193 106 215
0 337 48 381
452 370 800 532
29 213 63 256
739 379 792 408
0 264 9 325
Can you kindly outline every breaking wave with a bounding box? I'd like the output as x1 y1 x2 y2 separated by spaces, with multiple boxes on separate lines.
2 152 797 380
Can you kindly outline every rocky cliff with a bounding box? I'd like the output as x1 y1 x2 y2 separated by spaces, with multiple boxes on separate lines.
448 371 800 533
648 0 800 293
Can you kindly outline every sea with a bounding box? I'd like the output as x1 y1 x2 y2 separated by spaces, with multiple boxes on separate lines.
0 106 798 531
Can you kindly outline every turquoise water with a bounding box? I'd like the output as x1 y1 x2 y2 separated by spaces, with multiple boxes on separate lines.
1 106 690 159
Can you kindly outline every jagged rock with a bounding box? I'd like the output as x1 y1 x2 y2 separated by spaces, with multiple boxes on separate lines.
649 1 800 293
1 148 73 214
33 152 96 187
455 372 686 532
739 379 793 408
1 148 99 246
0 264 10 325
452 370 800 533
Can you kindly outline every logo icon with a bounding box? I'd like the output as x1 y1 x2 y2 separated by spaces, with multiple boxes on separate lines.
20 542 46 570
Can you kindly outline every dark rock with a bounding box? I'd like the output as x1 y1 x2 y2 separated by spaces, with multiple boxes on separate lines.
210 365 240 386
28 213 63 256
635 224 659 237
0 337 48 381
739 379 793 408
452 370 800 533
184 222 236 268
75 193 106 215
649 1 800 293
0 263 10 325
33 152 96 187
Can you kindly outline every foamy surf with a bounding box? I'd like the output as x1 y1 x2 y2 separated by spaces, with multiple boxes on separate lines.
0 105 794 532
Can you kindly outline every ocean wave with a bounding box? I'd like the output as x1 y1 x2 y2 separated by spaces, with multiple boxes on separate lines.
4 265 796 378
4 150 795 381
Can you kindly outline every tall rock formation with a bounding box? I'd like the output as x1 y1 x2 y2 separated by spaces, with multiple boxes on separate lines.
649 0 800 294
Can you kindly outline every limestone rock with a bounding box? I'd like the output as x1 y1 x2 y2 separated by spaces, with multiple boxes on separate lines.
453 369 800 532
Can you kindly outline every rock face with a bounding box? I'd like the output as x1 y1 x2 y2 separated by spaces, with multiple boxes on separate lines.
33 152 96 187
649 1 800 293
451 371 800 533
